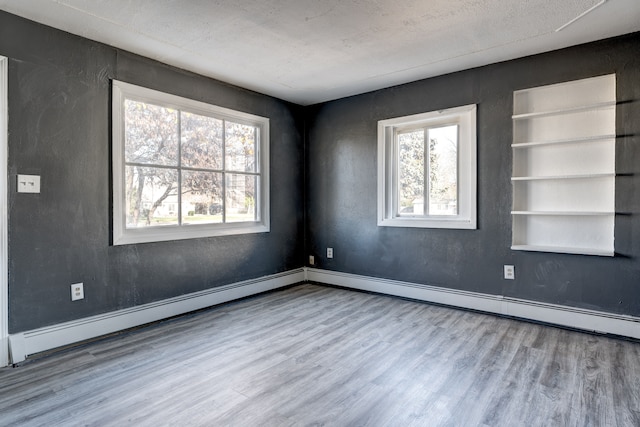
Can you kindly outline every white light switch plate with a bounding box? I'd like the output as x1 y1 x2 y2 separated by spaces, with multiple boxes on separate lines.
17 175 40 193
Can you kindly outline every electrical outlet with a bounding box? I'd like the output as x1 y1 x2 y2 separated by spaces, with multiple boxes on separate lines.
327 247 333 259
504 265 515 280
71 283 84 301
309 255 315 265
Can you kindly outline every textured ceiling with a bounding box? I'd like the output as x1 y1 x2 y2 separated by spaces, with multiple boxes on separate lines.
1 0 639 105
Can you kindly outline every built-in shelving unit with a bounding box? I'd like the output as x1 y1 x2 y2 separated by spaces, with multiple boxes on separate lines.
511 74 616 256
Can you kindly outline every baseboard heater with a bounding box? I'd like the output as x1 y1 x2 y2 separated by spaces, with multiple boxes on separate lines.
306 268 640 341
8 267 639 365
8 268 305 364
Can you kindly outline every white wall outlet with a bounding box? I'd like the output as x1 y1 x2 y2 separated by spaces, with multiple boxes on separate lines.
309 255 315 265
17 174 40 193
504 265 515 280
71 283 84 301
327 247 333 259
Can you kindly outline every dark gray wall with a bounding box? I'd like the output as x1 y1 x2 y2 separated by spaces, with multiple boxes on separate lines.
1 11 305 333
2 8 639 334
306 33 640 316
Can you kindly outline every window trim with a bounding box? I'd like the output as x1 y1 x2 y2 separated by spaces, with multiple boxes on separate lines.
112 80 270 245
377 104 477 229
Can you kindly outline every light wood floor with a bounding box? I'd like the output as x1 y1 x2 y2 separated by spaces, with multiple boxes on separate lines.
1 284 639 426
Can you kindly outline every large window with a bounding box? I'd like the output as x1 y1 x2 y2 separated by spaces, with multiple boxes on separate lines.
378 104 476 229
112 81 269 245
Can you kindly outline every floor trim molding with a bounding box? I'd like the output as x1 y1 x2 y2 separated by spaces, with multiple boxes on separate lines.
9 267 638 364
306 268 640 340
9 268 305 363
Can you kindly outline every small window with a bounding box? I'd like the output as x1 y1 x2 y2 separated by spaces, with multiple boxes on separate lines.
378 104 477 229
112 81 269 245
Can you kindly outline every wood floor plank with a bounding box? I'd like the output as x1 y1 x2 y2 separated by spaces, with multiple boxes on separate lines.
1 283 639 426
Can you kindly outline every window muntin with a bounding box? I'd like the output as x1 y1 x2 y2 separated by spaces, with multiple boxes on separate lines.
378 104 476 229
113 80 269 245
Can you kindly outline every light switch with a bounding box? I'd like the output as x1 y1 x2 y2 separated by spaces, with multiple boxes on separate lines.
17 175 40 193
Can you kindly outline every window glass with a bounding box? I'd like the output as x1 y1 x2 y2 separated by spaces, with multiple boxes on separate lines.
398 129 424 215
125 166 178 227
181 171 223 225
226 173 257 223
428 125 458 216
124 100 178 166
180 111 223 170
225 121 257 173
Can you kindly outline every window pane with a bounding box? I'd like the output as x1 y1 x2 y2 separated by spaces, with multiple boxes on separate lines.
225 122 257 172
124 100 178 166
226 174 257 222
398 130 425 215
428 125 458 215
181 111 223 170
125 166 178 228
181 171 223 225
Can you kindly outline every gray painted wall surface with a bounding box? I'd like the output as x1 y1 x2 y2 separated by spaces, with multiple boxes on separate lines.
2 9 639 334
306 33 640 316
1 11 305 333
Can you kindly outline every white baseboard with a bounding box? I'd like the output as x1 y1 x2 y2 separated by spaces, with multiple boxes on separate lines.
8 267 638 365
8 268 305 364
0 336 8 367
306 268 640 340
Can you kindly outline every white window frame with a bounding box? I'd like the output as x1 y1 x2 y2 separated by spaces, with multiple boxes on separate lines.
377 104 477 229
112 80 270 245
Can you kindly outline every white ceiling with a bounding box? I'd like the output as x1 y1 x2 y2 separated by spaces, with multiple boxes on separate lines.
1 0 639 105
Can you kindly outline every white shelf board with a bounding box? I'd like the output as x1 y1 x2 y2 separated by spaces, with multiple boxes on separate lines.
511 134 616 148
511 211 614 216
511 173 615 181
511 101 616 120
511 244 614 257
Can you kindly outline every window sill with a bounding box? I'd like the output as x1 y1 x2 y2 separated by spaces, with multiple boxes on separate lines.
113 222 270 245
377 217 477 230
